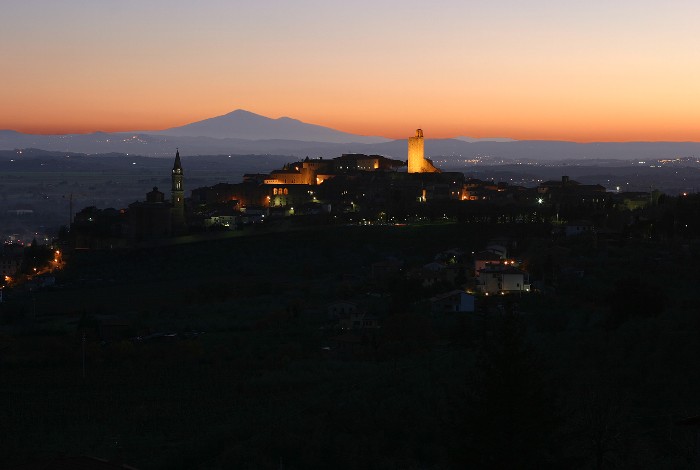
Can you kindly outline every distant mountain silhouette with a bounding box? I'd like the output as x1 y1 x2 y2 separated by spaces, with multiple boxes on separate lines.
3 110 700 163
3 131 700 163
156 109 389 144
455 136 515 143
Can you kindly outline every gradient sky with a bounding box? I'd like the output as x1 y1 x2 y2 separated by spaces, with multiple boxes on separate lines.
3 0 700 141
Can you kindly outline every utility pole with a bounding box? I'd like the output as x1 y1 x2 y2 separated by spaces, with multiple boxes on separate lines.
30 288 36 319
82 331 86 379
62 192 75 228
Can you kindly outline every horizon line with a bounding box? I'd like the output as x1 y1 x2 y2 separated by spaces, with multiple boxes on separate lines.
4 109 700 144
6 128 700 145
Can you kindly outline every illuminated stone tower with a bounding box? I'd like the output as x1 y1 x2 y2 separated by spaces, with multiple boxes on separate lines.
171 149 185 232
407 129 440 173
407 129 424 173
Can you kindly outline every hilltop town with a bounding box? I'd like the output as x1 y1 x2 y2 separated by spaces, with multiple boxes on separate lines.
2 128 693 307
63 129 663 249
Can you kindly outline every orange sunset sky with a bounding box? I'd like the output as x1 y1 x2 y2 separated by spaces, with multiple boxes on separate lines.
3 0 700 142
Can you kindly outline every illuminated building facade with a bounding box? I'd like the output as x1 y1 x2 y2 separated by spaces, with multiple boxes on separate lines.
407 129 440 173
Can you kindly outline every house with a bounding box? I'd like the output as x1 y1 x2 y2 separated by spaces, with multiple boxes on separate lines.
338 312 380 330
408 262 458 287
325 301 380 330
565 220 594 236
0 244 23 277
370 258 403 284
478 266 530 295
239 205 267 224
327 301 359 320
473 251 503 277
537 176 608 210
485 243 507 259
430 290 475 313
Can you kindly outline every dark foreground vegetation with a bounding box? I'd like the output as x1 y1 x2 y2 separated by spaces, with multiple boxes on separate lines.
2 222 700 468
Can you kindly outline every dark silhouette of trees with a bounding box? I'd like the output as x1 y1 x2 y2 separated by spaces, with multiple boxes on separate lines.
465 312 561 468
606 277 665 328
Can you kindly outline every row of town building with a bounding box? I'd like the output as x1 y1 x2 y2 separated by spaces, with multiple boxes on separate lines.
67 129 661 247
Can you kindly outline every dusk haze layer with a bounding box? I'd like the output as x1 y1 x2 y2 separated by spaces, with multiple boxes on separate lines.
3 0 700 142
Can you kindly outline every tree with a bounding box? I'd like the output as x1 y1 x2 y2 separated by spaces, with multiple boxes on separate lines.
606 277 665 328
465 312 561 468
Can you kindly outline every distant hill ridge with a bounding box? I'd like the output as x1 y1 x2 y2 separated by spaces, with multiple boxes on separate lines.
2 109 700 161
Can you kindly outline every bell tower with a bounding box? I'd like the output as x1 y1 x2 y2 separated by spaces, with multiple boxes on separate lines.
171 149 185 232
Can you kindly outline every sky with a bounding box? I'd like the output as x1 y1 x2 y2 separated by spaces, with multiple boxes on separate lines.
2 0 700 141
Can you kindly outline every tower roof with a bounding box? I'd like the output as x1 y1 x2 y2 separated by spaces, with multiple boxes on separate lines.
173 149 182 171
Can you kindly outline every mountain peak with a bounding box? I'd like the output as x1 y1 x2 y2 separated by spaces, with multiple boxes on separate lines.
158 110 389 144
225 109 260 117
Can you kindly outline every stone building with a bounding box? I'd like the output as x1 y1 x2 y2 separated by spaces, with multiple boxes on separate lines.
128 150 187 241
0 244 24 278
128 187 172 240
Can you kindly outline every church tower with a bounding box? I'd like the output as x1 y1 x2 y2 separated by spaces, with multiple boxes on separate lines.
171 149 185 232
